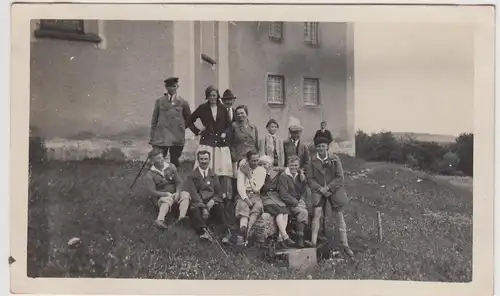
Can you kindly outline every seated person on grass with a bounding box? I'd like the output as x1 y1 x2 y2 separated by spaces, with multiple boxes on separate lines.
258 155 295 249
144 148 190 229
306 137 354 257
234 150 266 247
184 150 232 243
278 155 309 249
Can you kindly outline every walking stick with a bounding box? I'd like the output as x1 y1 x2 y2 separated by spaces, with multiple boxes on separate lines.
130 155 150 189
205 228 230 259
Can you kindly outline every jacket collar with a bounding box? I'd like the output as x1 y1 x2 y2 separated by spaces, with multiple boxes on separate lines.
284 167 299 179
150 162 171 178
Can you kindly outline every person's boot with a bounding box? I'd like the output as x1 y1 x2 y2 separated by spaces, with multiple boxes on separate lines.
283 237 296 249
343 245 354 258
222 230 232 244
236 226 247 247
296 234 305 248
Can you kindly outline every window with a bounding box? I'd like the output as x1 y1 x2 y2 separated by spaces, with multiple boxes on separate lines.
303 78 320 106
34 19 101 43
304 22 319 45
200 21 217 66
267 75 285 105
268 22 283 41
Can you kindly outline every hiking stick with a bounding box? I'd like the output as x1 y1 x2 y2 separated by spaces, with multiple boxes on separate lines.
205 228 230 259
130 155 150 189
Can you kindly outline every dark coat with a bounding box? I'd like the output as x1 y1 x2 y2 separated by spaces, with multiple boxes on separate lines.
184 167 223 209
188 102 231 147
260 168 287 208
283 139 310 169
143 164 182 198
313 129 333 144
150 94 192 147
306 153 344 193
278 169 308 208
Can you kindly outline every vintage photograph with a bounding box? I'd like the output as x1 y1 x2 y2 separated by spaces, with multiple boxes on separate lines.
10 3 494 295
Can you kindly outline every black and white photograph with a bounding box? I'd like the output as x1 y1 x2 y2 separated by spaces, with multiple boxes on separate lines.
10 2 494 296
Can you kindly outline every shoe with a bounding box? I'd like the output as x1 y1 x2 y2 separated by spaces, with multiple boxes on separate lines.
296 236 305 248
276 241 286 249
283 238 296 248
200 230 213 242
222 231 232 244
343 246 354 257
304 240 316 248
154 220 168 229
236 235 245 247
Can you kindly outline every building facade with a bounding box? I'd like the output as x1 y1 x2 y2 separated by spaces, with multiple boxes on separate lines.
29 20 355 161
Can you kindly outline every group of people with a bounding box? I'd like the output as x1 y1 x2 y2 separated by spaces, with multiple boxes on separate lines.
144 77 353 257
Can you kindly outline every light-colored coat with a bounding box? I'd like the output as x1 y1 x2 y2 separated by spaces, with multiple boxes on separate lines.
259 134 285 168
150 94 192 147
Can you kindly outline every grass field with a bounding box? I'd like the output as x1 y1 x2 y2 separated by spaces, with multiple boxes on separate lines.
27 156 472 281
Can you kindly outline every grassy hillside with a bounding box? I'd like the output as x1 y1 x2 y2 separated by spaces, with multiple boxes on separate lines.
27 156 472 281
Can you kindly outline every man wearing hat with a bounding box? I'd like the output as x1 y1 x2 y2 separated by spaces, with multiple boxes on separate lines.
283 117 310 169
305 136 354 257
150 77 192 168
220 89 237 123
143 148 191 229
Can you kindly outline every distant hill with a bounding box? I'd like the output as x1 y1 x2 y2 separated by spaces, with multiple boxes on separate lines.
392 132 456 144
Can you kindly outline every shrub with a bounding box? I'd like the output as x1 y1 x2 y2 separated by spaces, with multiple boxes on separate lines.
355 130 473 177
453 133 473 177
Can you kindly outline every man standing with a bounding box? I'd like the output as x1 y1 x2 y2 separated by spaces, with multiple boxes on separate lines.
234 151 266 247
313 121 333 145
283 117 310 169
305 137 354 257
220 89 237 122
150 77 192 168
185 150 232 243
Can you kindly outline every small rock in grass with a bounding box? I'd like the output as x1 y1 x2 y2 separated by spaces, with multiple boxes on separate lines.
68 237 81 249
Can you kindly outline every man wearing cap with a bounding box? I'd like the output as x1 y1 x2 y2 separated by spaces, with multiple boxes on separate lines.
283 117 310 169
150 77 192 168
143 148 191 229
220 89 237 123
305 136 354 257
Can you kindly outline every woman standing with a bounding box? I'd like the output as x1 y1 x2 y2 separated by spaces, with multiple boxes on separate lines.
188 86 233 199
230 104 259 174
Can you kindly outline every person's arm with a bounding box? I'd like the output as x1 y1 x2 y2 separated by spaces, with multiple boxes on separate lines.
306 162 322 192
327 155 345 191
150 100 159 142
171 166 183 196
313 130 320 142
302 144 311 168
211 174 223 203
182 99 192 127
185 175 206 209
237 170 249 200
187 106 201 136
258 137 266 157
326 130 333 143
254 126 259 152
144 173 167 198
278 174 299 207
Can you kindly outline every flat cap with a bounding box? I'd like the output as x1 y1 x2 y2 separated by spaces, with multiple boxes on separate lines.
164 77 179 87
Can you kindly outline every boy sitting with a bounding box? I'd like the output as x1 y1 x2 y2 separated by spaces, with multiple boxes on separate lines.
144 148 190 229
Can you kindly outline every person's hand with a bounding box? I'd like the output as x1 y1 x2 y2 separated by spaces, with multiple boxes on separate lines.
325 191 333 198
221 133 226 139
298 199 306 208
172 192 180 200
299 171 306 182
244 198 254 207
206 199 215 211
240 163 252 177
202 208 210 220
162 192 173 198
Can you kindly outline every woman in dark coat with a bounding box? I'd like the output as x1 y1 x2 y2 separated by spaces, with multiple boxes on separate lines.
188 86 233 199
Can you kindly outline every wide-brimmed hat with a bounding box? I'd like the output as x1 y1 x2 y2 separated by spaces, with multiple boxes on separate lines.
288 116 303 132
221 89 237 100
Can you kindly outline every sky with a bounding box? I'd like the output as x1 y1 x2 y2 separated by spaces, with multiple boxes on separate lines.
354 23 474 137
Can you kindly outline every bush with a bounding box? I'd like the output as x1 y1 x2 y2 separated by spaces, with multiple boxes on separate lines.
355 130 473 177
453 133 473 177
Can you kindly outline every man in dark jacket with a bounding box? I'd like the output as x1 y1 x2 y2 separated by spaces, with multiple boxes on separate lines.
184 150 232 243
313 121 333 145
283 117 310 169
278 155 309 248
150 77 192 168
305 137 353 257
